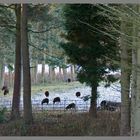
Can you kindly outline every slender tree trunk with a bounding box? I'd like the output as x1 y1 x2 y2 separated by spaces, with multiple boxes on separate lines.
120 15 131 136
0 60 5 87
133 5 140 134
89 83 98 118
73 65 77 81
42 58 45 84
62 68 67 82
58 67 62 81
134 37 140 135
8 70 10 86
32 60 38 85
49 66 55 82
128 5 140 136
131 5 137 135
11 4 21 120
21 4 33 124
70 65 74 81
131 45 137 136
8 70 12 87
38 22 46 84
34 60 38 84
62 57 68 82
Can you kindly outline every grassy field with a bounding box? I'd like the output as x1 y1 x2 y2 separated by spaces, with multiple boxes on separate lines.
0 81 84 98
31 81 84 95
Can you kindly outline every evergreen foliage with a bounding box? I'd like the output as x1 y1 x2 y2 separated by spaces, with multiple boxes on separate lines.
61 4 120 87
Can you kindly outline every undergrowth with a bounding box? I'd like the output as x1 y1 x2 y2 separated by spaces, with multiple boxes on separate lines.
0 111 121 136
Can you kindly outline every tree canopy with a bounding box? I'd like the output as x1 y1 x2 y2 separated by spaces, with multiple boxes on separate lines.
61 4 120 87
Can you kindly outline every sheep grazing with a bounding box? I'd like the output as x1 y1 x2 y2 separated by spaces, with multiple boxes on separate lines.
1 85 9 96
65 103 76 110
67 78 71 83
75 92 81 97
41 98 49 105
81 95 91 101
4 89 9 96
45 90 49 97
100 100 121 111
2 86 6 90
53 97 61 104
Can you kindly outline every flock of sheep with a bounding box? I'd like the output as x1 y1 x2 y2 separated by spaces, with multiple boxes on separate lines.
1 82 121 112
41 90 121 112
41 90 81 110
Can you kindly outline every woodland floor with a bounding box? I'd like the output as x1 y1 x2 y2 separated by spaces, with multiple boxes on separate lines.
0 111 121 136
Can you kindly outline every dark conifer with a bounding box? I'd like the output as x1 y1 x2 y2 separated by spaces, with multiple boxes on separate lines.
61 4 120 117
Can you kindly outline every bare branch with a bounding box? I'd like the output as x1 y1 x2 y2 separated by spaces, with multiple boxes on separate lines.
0 4 15 10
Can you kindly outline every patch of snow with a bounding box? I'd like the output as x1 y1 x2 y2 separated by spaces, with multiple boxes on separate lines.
0 82 121 112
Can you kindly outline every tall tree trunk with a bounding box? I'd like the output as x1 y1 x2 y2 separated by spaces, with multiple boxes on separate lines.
73 65 77 81
120 15 131 136
134 36 140 135
8 70 13 87
49 66 55 82
32 60 38 85
0 60 5 87
89 83 98 118
126 5 140 136
11 4 21 120
70 65 74 81
131 44 137 136
133 6 140 135
63 57 68 82
42 57 45 84
58 66 62 81
62 68 67 82
21 4 33 124
38 22 46 84
131 5 138 135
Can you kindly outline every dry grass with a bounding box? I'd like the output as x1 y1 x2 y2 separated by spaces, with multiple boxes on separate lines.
0 111 121 136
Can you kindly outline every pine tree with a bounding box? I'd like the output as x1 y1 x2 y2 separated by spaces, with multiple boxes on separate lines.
11 4 21 120
61 4 119 117
21 4 33 124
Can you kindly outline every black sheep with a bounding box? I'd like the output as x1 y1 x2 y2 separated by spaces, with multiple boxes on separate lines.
53 97 61 104
45 91 49 97
75 92 81 97
41 98 49 105
65 103 76 110
1 85 9 96
100 100 121 111
81 95 91 101
2 86 6 90
67 78 71 83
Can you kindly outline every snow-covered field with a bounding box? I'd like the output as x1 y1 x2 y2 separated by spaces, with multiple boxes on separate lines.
0 82 121 112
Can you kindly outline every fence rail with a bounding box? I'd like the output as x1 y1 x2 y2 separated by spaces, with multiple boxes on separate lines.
0 99 91 113
0 96 122 114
